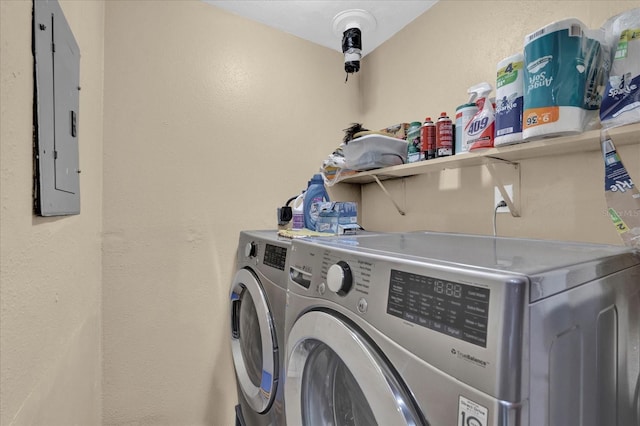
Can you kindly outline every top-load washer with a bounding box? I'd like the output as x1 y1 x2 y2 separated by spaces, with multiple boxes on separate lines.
284 231 640 425
230 230 290 426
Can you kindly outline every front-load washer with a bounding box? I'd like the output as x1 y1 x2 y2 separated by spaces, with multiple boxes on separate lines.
230 230 290 426
284 232 640 426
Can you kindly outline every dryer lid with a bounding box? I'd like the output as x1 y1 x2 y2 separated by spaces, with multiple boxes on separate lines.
299 232 640 301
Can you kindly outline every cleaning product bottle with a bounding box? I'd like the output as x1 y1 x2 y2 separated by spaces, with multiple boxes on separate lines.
406 121 423 163
455 103 478 154
421 117 436 160
435 112 453 157
303 174 330 231
466 82 496 151
291 192 305 230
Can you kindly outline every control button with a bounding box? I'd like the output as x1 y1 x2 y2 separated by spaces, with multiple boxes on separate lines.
326 261 353 296
244 242 257 258
318 282 326 295
357 298 368 314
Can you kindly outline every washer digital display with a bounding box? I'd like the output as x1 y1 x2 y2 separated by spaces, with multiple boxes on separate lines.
264 244 287 271
386 269 490 347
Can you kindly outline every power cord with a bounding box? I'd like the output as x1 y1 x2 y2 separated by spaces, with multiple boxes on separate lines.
278 192 305 225
493 201 507 237
284 194 299 206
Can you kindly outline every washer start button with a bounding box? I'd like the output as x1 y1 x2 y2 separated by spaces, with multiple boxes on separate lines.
357 298 368 314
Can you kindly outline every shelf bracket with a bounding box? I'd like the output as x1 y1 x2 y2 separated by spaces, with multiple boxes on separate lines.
484 155 518 166
484 160 521 217
372 175 406 216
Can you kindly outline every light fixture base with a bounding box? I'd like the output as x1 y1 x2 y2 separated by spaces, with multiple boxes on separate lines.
332 9 376 38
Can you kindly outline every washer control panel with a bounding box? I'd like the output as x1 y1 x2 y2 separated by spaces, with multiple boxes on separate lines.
319 250 374 298
289 241 493 348
386 270 490 348
263 243 287 271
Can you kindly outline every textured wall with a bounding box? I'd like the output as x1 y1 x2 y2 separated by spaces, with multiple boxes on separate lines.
358 0 639 243
3 1 638 426
0 0 105 424
101 1 358 425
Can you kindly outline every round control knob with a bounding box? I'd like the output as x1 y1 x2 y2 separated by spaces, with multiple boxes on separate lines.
326 261 353 296
244 242 257 258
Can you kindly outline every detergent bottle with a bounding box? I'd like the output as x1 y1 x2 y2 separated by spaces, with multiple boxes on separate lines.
303 174 330 231
291 192 305 230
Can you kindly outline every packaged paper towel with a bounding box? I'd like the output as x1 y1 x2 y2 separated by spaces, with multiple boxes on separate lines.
600 8 640 129
495 53 524 146
523 18 605 140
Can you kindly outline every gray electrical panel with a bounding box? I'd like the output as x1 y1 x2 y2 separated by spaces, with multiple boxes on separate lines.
33 0 81 216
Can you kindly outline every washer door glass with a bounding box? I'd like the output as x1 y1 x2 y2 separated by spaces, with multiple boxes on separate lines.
302 340 376 425
230 268 277 414
238 289 262 387
286 311 424 426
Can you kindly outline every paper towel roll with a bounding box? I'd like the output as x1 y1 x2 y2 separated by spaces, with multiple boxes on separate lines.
523 18 602 140
495 53 524 146
524 107 587 139
600 9 640 129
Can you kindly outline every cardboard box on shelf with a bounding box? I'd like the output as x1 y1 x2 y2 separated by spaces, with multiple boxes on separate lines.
315 202 358 234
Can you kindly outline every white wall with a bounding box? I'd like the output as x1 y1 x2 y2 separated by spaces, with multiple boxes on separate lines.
358 0 639 243
2 1 638 426
0 0 105 424
101 2 358 425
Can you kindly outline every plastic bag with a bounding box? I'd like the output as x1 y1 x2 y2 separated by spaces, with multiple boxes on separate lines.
599 8 640 129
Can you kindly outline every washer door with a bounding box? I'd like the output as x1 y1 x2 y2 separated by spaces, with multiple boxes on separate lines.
286 310 425 426
230 268 277 414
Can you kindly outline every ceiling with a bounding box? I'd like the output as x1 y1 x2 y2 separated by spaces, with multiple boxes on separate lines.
202 1 438 57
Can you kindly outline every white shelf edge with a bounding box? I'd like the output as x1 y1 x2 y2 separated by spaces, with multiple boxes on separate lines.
338 123 640 185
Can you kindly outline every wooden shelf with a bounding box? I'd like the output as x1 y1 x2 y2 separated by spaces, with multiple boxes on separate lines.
338 123 640 184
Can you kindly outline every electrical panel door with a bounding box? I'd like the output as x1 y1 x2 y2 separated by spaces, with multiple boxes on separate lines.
33 0 81 216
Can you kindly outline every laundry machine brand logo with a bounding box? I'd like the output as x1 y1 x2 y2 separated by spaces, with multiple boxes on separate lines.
451 348 489 368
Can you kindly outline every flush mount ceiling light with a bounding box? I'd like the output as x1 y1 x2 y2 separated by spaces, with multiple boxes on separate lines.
332 9 377 81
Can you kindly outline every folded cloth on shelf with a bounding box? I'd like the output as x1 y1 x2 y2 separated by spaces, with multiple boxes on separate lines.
277 229 330 239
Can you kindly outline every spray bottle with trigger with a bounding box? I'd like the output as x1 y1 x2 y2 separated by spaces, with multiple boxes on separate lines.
465 82 496 151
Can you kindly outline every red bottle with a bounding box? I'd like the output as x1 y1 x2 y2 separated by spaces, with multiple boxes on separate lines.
421 117 436 160
436 112 453 157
